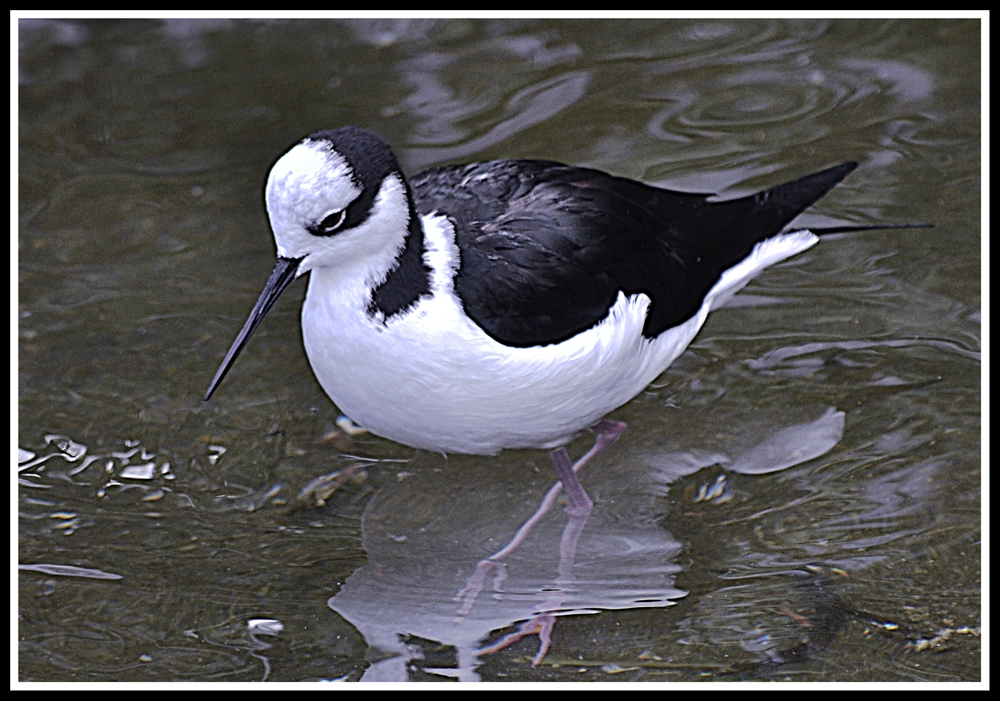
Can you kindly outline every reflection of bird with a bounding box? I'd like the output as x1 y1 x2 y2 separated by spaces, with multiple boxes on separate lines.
205 125 908 516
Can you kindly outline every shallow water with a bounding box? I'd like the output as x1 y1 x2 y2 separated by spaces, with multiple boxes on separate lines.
18 18 980 682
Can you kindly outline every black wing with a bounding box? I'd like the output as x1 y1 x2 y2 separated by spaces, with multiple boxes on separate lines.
410 159 857 347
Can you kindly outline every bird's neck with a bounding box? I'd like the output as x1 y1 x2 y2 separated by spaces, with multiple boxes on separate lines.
366 189 432 321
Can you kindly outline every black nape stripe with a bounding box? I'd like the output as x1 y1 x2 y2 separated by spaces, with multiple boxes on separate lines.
368 191 432 319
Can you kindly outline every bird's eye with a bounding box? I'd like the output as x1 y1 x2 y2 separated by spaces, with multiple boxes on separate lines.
309 209 346 236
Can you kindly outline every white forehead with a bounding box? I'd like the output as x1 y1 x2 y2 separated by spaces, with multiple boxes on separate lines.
265 139 362 231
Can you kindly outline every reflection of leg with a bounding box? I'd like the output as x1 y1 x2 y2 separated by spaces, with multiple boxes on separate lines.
457 420 628 615
466 421 627 665
474 613 555 667
455 419 628 604
557 507 589 580
472 510 591 666
469 506 592 665
455 558 507 616
454 477 566 614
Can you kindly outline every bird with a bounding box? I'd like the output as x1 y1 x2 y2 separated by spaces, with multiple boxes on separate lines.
204 125 917 517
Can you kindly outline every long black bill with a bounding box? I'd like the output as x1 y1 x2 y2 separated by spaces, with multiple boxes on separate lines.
204 256 303 401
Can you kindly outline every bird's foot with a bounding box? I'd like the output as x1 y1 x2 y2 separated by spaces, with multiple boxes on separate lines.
455 558 507 616
475 613 556 667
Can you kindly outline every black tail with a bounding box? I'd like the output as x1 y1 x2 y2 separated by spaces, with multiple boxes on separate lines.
802 222 934 236
748 162 933 236
745 161 859 230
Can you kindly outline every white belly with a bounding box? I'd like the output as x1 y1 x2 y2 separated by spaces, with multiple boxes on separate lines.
303 277 693 454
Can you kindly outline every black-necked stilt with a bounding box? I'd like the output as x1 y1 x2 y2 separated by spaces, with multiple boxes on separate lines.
205 126 916 517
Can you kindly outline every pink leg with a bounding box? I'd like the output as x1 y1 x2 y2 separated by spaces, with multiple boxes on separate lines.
460 418 627 570
550 419 627 516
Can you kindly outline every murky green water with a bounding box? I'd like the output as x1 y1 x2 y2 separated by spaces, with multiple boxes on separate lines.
18 18 980 683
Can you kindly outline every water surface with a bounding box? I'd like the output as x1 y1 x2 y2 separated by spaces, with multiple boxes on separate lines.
18 18 981 683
